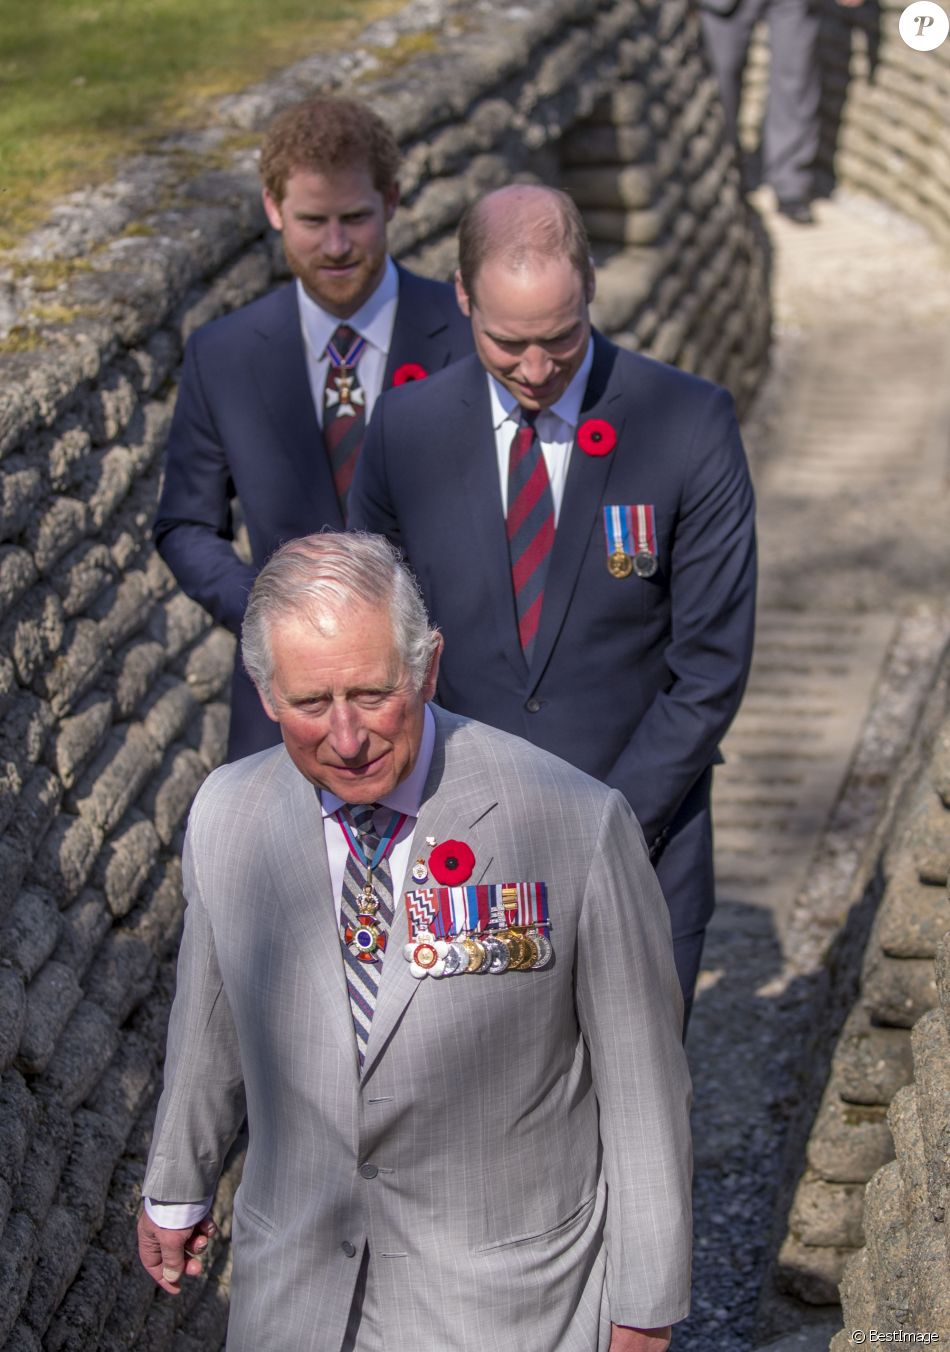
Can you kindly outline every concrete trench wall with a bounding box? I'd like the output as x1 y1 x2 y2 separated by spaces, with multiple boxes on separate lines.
0 3 770 1348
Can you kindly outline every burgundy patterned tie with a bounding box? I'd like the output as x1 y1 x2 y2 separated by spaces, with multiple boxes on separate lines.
323 324 366 519
507 409 555 660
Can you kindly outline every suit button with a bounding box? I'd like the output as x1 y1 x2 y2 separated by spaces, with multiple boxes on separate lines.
359 1163 379 1179
525 698 541 713
341 1241 357 1257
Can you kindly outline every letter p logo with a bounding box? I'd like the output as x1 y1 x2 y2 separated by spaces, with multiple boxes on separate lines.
900 1 949 47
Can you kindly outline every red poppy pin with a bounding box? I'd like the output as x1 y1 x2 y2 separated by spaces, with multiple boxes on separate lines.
577 418 617 457
393 362 428 386
428 839 476 885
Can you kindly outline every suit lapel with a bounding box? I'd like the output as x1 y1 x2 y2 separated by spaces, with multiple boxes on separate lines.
264 754 359 1078
384 266 459 383
361 710 498 1080
529 334 625 683
252 285 344 530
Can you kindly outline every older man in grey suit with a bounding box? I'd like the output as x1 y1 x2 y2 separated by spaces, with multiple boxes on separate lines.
137 532 692 1351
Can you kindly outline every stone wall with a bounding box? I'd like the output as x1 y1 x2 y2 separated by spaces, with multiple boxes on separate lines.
776 660 949 1309
0 2 769 1347
742 0 950 246
830 702 950 1341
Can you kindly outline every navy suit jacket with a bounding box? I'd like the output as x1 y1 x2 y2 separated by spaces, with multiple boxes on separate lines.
154 265 474 760
350 335 756 935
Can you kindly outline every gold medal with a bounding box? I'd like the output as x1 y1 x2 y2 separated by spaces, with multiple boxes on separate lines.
460 937 487 973
607 549 633 579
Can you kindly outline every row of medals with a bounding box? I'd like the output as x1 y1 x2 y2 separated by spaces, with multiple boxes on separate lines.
405 925 553 976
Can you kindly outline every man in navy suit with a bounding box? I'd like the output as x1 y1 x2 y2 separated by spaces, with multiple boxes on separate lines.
350 185 757 1025
154 95 473 761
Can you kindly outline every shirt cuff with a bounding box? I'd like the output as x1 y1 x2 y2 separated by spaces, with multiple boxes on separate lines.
144 1197 213 1229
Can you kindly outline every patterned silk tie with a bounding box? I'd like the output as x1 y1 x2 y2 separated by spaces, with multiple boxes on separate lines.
338 803 395 1071
507 409 555 661
323 323 366 520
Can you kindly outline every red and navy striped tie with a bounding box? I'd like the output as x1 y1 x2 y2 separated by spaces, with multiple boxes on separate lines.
507 409 555 660
323 323 366 520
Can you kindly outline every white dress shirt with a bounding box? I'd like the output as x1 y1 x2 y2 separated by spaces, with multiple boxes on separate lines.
488 338 594 526
297 257 400 427
144 707 437 1231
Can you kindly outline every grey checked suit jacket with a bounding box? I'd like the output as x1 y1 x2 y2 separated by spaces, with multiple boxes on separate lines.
144 707 692 1351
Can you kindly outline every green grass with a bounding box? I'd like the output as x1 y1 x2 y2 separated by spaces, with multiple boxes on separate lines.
0 0 405 244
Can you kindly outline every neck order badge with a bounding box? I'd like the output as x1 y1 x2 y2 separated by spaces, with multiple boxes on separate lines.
337 803 406 1069
324 324 367 518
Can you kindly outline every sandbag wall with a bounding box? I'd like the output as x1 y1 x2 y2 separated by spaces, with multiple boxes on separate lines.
0 1 769 1348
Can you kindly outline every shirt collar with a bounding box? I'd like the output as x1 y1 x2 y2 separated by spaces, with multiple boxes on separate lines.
487 337 595 435
320 702 436 823
297 256 399 360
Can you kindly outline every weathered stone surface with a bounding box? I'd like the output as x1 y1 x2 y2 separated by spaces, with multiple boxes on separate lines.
776 1231 857 1305
85 1032 156 1142
53 889 111 976
21 1204 87 1336
0 968 27 1072
192 701 230 770
788 1169 866 1249
31 813 103 904
141 676 200 752
51 692 115 789
60 1109 125 1229
142 748 207 846
0 888 61 980
0 839 30 923
862 1162 916 1329
0 1071 36 1225
0 547 38 620
807 1088 895 1184
903 796 950 887
834 1005 914 1106
49 541 115 618
178 627 235 701
862 950 939 1029
34 617 108 716
931 715 950 807
1 588 65 687
0 1212 39 1345
15 1096 73 1230
41 999 119 1110
910 1008 950 1225
17 961 84 1074
92 570 154 649
93 813 161 918
67 725 161 835
41 1246 123 1352
82 928 157 1024
876 854 950 958
113 639 166 719
25 497 88 575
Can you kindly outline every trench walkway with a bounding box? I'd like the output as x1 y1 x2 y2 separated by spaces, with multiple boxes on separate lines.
660 189 950 1351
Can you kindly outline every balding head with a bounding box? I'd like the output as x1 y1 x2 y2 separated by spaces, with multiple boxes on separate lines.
457 185 593 301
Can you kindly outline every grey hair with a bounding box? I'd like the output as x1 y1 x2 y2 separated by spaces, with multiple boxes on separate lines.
242 532 440 698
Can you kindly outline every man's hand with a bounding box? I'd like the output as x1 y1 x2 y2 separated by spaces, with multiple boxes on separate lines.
609 1326 672 1352
137 1211 217 1295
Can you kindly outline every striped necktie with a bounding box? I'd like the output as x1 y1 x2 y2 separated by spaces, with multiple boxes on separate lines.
507 408 555 661
323 323 366 520
338 803 394 1071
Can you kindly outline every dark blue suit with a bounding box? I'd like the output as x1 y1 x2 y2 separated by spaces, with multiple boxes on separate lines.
349 335 757 1013
154 266 473 760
